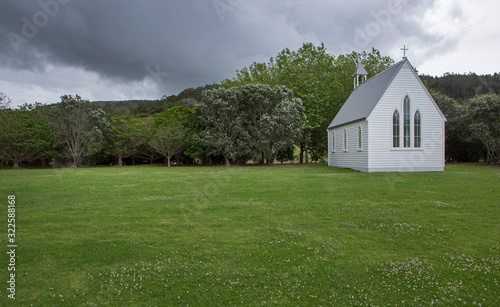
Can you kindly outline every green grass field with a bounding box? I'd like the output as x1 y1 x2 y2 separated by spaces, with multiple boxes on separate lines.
0 164 499 306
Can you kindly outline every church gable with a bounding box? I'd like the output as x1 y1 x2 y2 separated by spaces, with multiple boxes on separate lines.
368 60 446 125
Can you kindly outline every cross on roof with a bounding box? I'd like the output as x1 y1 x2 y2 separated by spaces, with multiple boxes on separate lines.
401 45 409 59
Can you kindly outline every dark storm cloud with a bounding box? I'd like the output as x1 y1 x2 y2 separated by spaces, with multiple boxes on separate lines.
0 0 451 97
1 1 235 93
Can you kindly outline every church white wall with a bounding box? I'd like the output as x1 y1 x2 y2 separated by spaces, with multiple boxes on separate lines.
367 63 445 172
327 119 368 171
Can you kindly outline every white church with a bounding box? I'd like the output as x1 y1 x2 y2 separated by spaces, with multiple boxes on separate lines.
327 55 446 172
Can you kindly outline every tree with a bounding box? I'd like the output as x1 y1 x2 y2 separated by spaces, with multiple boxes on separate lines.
260 100 305 165
224 43 336 163
196 88 245 166
0 103 53 169
0 92 12 113
276 144 295 164
430 91 482 162
50 95 108 168
29 103 56 166
431 91 464 140
468 94 500 164
149 121 188 167
105 115 145 166
275 43 335 162
135 117 161 165
240 84 305 164
239 84 278 162
155 105 203 164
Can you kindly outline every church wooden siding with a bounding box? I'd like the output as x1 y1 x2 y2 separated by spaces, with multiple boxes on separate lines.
366 62 445 172
327 119 368 172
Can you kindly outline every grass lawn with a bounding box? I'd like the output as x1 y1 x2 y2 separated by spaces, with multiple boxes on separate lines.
0 164 499 306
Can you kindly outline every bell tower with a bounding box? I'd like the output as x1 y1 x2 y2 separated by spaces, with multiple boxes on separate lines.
353 62 368 89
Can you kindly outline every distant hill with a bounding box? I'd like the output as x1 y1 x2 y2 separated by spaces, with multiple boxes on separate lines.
420 73 500 101
92 99 162 116
91 84 217 116
92 100 157 109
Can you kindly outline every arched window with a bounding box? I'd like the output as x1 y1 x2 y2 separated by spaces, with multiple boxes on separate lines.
393 110 400 148
414 110 421 148
403 95 410 147
358 125 362 150
330 130 336 153
332 131 336 152
343 128 347 151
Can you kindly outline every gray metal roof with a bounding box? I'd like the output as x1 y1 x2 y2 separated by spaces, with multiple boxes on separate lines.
328 59 406 129
352 62 368 76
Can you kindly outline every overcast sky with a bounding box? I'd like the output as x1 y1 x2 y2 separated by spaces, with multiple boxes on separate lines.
1 0 498 107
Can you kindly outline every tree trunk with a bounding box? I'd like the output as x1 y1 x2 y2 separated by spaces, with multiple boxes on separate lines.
40 158 46 167
299 144 304 164
167 156 172 167
305 146 309 163
71 156 78 168
225 156 230 167
12 161 20 170
117 154 123 166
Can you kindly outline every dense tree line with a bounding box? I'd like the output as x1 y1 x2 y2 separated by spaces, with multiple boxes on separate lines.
420 72 500 163
420 73 500 163
431 91 500 164
0 85 305 168
1 44 499 169
421 73 500 101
